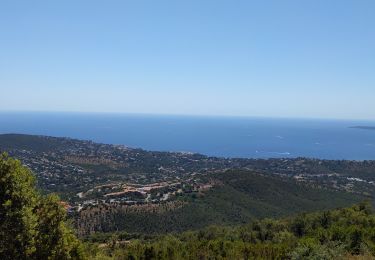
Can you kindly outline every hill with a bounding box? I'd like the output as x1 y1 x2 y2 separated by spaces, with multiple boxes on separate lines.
1 151 373 259
76 170 361 235
86 202 375 259
0 133 372 236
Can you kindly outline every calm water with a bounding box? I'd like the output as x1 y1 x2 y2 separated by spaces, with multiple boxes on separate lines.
0 112 375 160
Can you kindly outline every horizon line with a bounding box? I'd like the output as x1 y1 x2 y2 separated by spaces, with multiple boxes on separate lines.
0 109 375 122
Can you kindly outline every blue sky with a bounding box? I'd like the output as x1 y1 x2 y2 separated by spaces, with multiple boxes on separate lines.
0 0 374 119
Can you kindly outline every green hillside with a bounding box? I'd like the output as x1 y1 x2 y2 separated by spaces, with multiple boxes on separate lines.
0 146 373 259
76 170 362 235
87 202 375 259
0 134 73 152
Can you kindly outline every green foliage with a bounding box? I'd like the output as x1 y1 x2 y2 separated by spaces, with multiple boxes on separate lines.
0 153 85 259
0 153 38 258
77 170 361 236
87 202 375 259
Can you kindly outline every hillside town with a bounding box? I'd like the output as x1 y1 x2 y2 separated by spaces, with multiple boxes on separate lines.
2 134 375 213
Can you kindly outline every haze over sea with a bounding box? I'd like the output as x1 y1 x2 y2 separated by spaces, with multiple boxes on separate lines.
0 112 375 160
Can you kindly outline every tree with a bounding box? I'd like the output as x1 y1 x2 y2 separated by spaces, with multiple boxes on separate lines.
0 153 85 259
34 195 85 259
0 153 38 259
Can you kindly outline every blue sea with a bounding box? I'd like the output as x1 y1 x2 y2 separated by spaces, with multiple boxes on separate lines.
0 112 375 160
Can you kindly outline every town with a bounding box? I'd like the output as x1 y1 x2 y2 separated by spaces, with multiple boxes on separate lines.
2 134 375 214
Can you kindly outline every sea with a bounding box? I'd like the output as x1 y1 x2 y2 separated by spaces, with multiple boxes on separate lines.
0 112 375 160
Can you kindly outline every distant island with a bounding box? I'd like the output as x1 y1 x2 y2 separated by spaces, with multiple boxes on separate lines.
350 126 375 130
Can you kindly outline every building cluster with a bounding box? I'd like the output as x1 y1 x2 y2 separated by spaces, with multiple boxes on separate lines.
4 135 375 213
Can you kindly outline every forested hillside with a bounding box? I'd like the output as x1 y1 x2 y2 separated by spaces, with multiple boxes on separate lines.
0 134 370 236
87 202 375 259
1 151 375 259
76 170 361 235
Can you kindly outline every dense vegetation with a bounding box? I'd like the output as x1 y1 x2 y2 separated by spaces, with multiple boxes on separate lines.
2 152 375 259
77 170 362 235
2 135 375 259
86 202 375 259
0 153 84 259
